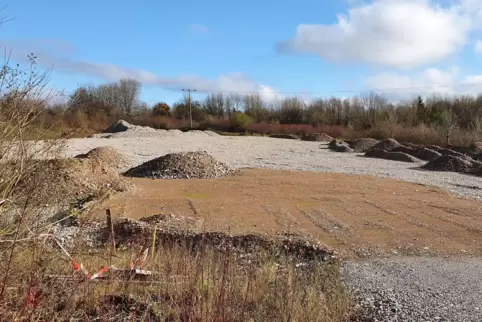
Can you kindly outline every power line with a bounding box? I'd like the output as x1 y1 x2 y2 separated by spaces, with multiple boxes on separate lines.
53 80 482 98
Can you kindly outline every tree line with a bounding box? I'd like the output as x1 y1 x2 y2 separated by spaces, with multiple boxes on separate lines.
31 77 482 144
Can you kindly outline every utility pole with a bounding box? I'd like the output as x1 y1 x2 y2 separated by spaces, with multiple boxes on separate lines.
182 88 197 129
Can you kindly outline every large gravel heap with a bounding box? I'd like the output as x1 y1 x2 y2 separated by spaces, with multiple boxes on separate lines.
124 151 237 179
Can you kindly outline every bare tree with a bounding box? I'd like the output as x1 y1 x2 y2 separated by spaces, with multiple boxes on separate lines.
117 78 141 116
439 108 459 145
225 93 243 115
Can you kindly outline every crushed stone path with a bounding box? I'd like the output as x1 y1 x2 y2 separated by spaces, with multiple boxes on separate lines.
342 257 482 322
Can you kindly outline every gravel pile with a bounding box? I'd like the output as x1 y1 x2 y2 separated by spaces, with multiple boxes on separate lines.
365 149 421 163
124 151 237 179
342 257 482 322
422 155 480 174
347 138 379 152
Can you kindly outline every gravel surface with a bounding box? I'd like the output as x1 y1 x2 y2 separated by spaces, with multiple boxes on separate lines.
342 257 482 322
59 136 482 200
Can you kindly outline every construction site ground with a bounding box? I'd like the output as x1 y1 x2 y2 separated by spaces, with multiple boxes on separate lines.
92 168 482 259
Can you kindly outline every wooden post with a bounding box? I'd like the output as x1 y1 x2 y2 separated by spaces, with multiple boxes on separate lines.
106 209 115 250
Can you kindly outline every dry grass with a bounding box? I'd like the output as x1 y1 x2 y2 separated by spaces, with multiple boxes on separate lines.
0 237 352 321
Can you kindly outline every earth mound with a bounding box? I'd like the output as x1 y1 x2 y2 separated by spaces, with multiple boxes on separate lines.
124 151 237 179
422 155 480 174
415 147 442 162
370 138 401 152
75 146 129 171
328 139 354 152
301 133 333 142
426 145 466 158
12 157 130 206
364 149 420 163
348 138 379 152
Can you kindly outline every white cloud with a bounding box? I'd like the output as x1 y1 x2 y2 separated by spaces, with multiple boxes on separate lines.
364 66 482 100
3 39 279 102
476 40 482 53
277 0 473 68
188 24 209 34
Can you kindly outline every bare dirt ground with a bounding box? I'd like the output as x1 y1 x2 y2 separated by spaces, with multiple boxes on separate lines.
92 168 482 259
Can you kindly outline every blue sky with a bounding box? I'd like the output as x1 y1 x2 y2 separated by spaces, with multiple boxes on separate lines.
2 0 482 105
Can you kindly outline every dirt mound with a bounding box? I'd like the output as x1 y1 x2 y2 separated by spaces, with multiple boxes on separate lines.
348 138 379 152
124 151 237 179
426 145 466 158
75 146 129 171
365 149 420 163
301 133 333 142
13 157 130 206
422 155 479 174
370 138 401 151
328 139 354 152
269 134 299 140
112 218 334 262
390 146 442 162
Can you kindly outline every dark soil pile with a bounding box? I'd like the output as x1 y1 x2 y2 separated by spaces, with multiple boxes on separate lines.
124 151 237 179
414 147 442 162
426 145 467 158
364 149 420 163
422 155 481 174
369 138 401 152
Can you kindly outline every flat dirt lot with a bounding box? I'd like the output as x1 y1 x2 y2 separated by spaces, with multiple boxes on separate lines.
93 168 482 259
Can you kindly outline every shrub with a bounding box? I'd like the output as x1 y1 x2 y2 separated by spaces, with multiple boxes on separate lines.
230 112 253 131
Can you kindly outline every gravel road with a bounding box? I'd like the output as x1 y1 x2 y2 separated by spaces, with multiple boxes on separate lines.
61 135 482 200
342 257 482 322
